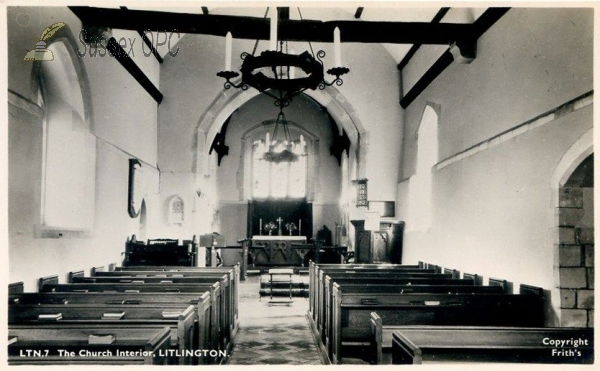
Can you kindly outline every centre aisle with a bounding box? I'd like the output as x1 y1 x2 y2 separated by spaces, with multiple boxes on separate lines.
226 274 324 365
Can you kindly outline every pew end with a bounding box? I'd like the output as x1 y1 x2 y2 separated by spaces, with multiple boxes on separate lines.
520 284 545 297
489 277 513 294
68 270 85 283
9 282 24 294
38 275 59 292
463 272 483 285
443 268 460 279
370 312 383 364
90 266 105 276
391 331 422 364
8 325 172 365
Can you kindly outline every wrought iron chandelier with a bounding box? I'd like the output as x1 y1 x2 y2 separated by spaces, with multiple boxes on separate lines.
261 109 306 164
216 7 350 108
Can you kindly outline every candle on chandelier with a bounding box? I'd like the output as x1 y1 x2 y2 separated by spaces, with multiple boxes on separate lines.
334 27 341 67
225 32 232 71
289 48 295 79
270 9 278 50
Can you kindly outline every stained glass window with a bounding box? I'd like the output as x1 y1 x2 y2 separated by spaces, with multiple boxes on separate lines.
252 135 307 199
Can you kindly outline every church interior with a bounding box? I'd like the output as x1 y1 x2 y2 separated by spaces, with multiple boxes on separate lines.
5 4 595 366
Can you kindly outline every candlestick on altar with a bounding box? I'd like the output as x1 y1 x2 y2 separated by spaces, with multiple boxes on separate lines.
299 219 302 235
277 217 283 236
259 218 262 235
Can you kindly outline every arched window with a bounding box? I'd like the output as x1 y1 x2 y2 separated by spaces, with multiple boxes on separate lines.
251 131 308 199
39 40 95 232
167 195 185 225
409 105 438 231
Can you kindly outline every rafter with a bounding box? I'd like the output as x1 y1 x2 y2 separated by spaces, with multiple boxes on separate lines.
69 6 473 45
400 8 510 108
354 7 364 19
398 7 450 70
106 37 163 103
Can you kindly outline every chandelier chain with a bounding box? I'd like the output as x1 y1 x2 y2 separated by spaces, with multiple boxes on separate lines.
297 8 316 58
251 7 271 56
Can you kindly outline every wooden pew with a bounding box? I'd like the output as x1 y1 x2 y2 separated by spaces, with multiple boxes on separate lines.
9 325 171 365
123 238 198 267
390 326 593 364
91 265 105 275
318 278 484 358
321 281 506 358
314 272 463 340
368 285 549 365
9 281 24 294
70 273 234 343
443 267 460 279
9 291 213 364
113 264 240 325
9 303 196 365
463 272 484 285
330 284 544 364
310 264 433 322
38 279 225 357
309 262 424 319
489 277 514 294
312 268 462 338
91 267 239 336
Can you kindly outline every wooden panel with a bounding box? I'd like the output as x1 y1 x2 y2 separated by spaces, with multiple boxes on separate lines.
9 325 171 365
391 327 593 364
489 277 513 294
9 282 24 294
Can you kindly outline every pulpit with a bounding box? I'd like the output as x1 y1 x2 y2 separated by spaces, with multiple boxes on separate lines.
350 220 404 264
251 236 307 266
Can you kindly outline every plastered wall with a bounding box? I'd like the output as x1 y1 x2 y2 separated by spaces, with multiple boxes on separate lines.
7 7 161 290
397 8 593 324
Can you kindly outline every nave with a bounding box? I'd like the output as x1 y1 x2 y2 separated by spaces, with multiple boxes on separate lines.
226 273 323 365
8 257 594 365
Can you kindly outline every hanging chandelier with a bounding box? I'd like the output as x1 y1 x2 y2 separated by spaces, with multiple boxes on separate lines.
261 109 306 164
216 7 349 108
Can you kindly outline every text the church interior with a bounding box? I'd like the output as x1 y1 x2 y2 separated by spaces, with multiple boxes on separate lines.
5 3 595 366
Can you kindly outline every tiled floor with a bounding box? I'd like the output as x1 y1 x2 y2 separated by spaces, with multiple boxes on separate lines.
227 274 324 365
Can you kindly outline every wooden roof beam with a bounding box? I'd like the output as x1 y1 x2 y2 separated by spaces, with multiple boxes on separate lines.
398 7 450 70
399 8 510 108
69 6 473 45
354 7 364 19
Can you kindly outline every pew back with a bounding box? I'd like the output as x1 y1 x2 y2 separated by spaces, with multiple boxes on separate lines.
9 325 171 365
330 284 544 364
9 290 213 363
391 326 593 364
9 304 196 365
39 282 224 356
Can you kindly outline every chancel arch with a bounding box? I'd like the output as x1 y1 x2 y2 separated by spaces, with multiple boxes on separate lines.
193 85 366 177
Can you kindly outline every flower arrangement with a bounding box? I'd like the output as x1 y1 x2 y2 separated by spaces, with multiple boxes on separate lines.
263 221 277 236
285 222 297 236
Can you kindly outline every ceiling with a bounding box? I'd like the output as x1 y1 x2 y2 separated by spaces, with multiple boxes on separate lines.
87 6 489 63
70 5 506 108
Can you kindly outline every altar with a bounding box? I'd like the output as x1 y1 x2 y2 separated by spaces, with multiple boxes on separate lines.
251 236 307 266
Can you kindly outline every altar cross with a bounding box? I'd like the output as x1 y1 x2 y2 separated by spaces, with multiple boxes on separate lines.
277 217 283 235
